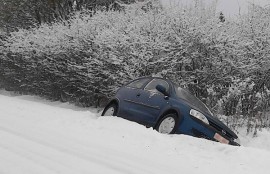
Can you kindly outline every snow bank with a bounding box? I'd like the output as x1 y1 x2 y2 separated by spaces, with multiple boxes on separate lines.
0 91 270 174
238 128 270 151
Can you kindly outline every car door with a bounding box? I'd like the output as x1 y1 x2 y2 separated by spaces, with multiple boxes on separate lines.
118 78 151 120
128 79 171 126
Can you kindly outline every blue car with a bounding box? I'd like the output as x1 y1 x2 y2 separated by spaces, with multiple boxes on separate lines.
102 77 240 146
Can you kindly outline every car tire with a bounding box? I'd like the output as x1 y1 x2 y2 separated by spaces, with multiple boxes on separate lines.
101 103 118 116
155 113 178 134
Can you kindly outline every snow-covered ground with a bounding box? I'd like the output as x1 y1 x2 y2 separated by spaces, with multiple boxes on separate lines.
0 91 270 174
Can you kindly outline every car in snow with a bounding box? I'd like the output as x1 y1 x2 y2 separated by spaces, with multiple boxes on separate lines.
102 77 240 146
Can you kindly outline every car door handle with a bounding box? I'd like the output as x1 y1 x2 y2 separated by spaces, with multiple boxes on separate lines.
136 93 141 97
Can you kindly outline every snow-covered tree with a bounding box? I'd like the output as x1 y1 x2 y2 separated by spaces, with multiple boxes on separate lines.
1 0 270 131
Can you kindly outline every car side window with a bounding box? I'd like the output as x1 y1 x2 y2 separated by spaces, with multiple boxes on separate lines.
126 78 150 89
144 79 169 94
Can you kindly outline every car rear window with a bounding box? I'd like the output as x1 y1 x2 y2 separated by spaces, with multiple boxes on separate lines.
126 78 150 89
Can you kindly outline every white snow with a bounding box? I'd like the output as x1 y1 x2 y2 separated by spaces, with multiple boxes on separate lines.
0 91 270 174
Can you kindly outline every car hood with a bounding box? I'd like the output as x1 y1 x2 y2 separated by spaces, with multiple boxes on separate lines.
206 114 238 139
174 86 238 139
181 99 238 139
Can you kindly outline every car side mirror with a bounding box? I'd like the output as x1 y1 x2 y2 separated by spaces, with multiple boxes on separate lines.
156 84 169 98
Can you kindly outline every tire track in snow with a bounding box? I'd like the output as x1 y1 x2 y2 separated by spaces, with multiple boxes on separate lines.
0 145 57 174
0 126 115 174
0 119 173 174
1 93 270 174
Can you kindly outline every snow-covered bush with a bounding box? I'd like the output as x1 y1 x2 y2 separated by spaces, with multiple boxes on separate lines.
0 0 270 130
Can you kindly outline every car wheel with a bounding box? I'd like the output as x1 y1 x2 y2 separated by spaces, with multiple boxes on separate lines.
101 103 118 116
156 114 178 134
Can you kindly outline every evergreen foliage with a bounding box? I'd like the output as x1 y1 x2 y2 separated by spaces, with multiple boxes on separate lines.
0 0 136 32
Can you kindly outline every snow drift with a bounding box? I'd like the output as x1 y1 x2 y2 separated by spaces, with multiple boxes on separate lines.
0 91 270 174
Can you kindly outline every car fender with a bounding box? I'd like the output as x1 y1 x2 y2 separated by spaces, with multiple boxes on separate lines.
155 98 195 129
104 97 120 110
156 104 184 126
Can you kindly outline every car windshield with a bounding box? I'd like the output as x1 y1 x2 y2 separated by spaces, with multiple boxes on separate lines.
174 85 213 116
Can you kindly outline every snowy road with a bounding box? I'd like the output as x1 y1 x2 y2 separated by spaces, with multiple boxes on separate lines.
0 92 270 174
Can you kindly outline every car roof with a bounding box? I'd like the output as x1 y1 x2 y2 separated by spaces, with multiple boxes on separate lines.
135 76 170 81
129 76 174 88
124 76 174 87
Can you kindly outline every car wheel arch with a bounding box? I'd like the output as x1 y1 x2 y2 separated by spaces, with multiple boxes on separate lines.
155 109 182 128
106 98 120 107
108 99 119 106
105 98 119 110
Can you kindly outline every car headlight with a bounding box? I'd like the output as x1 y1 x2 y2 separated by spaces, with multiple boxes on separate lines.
190 109 209 125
